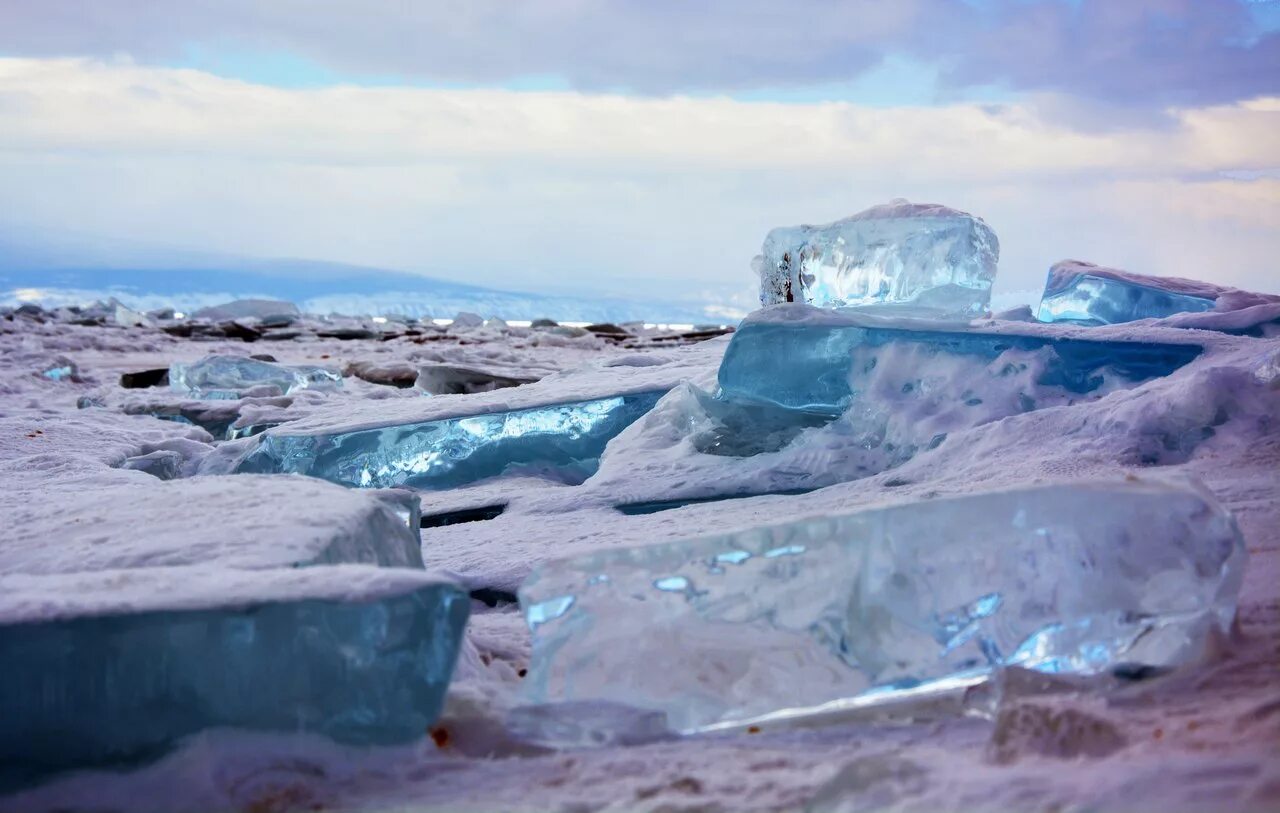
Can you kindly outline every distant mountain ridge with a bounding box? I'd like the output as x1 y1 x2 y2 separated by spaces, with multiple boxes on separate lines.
0 228 730 324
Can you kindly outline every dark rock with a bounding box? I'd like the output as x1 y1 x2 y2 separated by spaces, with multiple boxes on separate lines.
584 323 631 337
218 321 262 342
531 318 559 328
315 328 378 341
249 354 278 363
119 368 170 389
161 323 195 338
260 329 303 341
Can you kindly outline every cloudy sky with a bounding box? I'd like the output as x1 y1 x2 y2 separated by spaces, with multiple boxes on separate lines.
1 0 1277 309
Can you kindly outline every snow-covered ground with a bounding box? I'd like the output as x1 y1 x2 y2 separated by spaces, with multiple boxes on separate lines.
2 304 1278 813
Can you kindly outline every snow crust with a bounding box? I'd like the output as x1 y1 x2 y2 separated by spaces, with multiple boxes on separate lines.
0 565 458 625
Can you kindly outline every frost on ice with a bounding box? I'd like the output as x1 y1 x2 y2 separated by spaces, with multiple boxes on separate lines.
754 199 999 317
170 354 342 399
517 478 1244 736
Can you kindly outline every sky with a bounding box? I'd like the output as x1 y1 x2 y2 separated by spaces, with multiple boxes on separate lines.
0 0 1277 312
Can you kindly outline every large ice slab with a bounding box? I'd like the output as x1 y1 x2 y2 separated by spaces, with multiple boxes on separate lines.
1037 261 1222 325
170 355 341 400
755 200 999 317
0 565 468 788
718 305 1202 416
518 478 1244 736
235 391 666 490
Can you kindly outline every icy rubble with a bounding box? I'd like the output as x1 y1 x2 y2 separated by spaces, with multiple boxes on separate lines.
518 478 1244 736
755 200 998 317
0 565 468 789
1036 260 1280 326
170 354 343 400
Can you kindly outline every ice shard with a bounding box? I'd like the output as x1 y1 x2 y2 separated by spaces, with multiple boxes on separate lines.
718 306 1202 416
1037 261 1220 325
755 200 999 317
234 391 666 490
0 566 469 788
169 355 341 400
518 478 1244 736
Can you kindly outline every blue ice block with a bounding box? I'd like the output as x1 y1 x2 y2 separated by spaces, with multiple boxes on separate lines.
235 391 666 490
756 200 999 317
0 567 468 789
1037 261 1217 325
518 478 1244 736
718 307 1202 416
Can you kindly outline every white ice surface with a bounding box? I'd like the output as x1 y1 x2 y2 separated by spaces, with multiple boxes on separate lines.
0 565 457 625
2 305 1278 813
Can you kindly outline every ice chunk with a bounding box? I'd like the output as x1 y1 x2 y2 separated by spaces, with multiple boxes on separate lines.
718 306 1202 416
1037 261 1221 325
755 200 999 317
121 449 184 480
38 357 78 382
112 301 151 328
192 298 300 325
518 478 1244 736
0 566 468 788
170 354 342 399
415 364 538 395
235 391 666 490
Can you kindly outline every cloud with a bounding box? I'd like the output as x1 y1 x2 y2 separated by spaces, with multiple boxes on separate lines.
0 0 1274 109
941 0 1280 110
0 57 1277 302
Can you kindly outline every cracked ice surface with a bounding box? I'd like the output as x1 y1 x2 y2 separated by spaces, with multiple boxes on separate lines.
519 478 1245 735
755 200 999 317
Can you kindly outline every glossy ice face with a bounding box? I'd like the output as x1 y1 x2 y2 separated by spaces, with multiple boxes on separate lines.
1038 272 1216 326
236 391 666 490
757 201 999 318
717 317 1202 416
518 480 1244 737
0 577 469 789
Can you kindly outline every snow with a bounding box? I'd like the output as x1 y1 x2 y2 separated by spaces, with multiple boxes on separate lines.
0 564 459 625
1 295 1278 812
